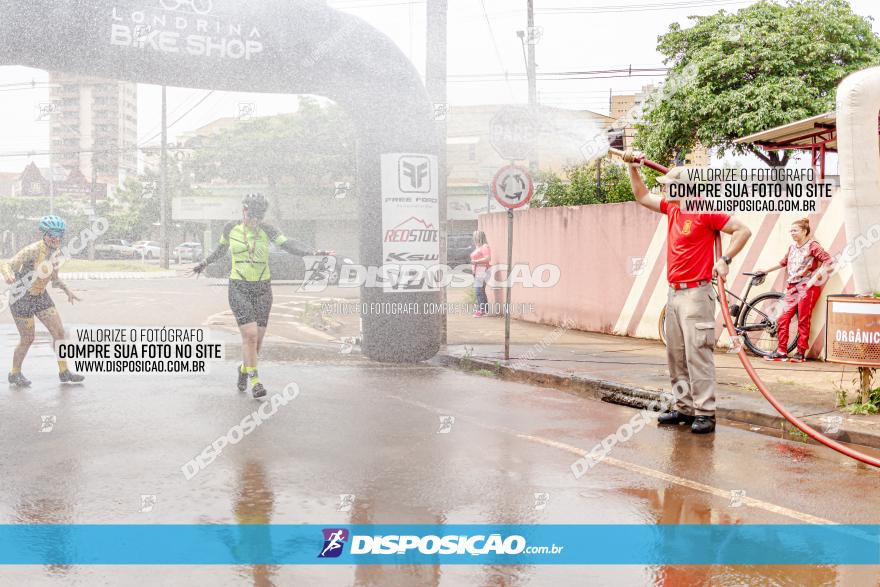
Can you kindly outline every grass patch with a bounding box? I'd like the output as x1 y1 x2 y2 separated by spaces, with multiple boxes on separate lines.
59 259 166 273
845 385 880 415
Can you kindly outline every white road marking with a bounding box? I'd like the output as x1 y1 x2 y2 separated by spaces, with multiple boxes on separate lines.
390 395 835 525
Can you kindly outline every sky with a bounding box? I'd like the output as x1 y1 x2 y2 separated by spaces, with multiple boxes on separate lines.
1 0 879 173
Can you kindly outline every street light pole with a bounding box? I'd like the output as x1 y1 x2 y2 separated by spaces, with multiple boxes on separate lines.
526 0 538 176
427 0 448 345
160 85 169 269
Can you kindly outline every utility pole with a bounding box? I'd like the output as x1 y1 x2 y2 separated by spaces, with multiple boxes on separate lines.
527 0 538 177
160 85 169 269
426 0 448 345
88 154 97 260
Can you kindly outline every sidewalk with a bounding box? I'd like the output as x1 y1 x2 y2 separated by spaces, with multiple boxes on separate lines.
439 308 880 450
59 270 178 280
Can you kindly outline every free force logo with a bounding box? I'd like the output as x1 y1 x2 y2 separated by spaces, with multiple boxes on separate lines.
318 528 349 558
399 156 431 193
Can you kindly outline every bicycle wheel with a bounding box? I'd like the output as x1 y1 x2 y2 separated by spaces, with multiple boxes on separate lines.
658 304 668 347
738 292 798 357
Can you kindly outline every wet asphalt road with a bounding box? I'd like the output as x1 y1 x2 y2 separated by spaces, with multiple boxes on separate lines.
1 328 879 586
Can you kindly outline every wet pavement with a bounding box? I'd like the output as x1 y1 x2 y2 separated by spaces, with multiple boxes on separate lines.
1 279 879 585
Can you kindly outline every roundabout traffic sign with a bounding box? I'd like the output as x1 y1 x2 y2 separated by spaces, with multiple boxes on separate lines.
491 164 534 209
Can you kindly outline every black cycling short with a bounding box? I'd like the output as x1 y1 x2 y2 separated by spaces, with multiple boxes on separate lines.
228 280 273 327
10 290 55 319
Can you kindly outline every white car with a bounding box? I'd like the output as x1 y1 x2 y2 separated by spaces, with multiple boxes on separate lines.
173 242 204 264
133 240 161 260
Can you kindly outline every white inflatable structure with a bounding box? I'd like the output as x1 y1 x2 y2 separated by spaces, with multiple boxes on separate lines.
836 66 880 294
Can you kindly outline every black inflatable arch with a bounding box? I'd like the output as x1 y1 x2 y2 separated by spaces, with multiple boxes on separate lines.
0 0 442 362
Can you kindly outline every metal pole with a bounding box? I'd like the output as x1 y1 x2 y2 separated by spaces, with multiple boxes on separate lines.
426 0 448 345
160 85 169 269
526 0 538 176
504 207 513 361
89 155 97 260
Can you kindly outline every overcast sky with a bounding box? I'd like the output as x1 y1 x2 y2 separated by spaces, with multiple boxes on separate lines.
1 0 879 173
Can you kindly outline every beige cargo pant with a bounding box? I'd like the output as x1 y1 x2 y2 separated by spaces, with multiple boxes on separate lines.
664 283 718 416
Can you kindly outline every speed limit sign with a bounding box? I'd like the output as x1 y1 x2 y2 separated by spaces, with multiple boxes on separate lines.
491 164 534 209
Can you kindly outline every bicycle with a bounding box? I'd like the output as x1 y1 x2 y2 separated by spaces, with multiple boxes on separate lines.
160 0 213 14
658 272 798 358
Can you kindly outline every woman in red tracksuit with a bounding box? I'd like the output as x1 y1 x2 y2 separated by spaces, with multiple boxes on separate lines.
760 218 832 363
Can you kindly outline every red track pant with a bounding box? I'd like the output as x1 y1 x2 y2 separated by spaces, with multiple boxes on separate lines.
776 283 821 355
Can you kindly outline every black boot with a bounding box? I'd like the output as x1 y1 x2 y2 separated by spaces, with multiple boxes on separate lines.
657 411 695 425
691 416 716 434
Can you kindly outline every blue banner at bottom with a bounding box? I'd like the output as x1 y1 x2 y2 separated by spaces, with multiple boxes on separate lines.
0 524 877 565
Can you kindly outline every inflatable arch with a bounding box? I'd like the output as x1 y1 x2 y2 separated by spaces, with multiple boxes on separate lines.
0 0 443 362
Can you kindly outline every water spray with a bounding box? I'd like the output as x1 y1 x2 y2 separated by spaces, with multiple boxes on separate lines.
614 148 880 469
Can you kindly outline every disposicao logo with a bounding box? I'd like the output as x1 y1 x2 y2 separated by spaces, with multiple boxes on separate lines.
318 528 349 558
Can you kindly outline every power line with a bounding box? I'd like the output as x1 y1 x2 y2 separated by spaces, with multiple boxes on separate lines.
138 90 215 147
478 0 515 100
137 88 206 144
537 0 750 14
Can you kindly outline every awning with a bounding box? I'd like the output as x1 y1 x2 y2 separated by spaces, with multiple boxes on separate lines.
734 111 837 151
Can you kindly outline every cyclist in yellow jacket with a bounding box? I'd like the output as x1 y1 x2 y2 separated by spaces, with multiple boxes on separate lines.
2 215 84 387
189 194 334 398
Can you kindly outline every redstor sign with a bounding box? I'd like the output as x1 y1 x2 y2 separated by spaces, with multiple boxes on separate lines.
384 216 438 243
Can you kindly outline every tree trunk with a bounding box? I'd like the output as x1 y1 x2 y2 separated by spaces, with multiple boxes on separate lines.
858 367 874 404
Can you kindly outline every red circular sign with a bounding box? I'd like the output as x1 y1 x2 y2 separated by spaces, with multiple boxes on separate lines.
491 164 534 209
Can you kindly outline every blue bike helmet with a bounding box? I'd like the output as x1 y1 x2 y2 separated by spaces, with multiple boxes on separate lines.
39 215 67 237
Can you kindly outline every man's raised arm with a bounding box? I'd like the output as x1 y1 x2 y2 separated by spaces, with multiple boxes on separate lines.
626 153 662 213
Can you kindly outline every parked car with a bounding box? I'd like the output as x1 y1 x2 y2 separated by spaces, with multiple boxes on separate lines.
133 240 161 260
94 239 137 259
447 233 474 267
173 242 203 264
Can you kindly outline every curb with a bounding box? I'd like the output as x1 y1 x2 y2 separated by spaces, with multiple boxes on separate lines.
436 353 880 452
59 271 178 280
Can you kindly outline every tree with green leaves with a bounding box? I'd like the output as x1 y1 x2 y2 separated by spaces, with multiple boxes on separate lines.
187 97 356 219
635 0 880 167
533 159 638 207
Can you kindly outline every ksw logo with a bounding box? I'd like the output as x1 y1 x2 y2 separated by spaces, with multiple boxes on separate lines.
386 252 439 262
399 156 430 193
319 528 349 558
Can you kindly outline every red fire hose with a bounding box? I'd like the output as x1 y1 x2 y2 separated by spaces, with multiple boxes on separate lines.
613 148 880 468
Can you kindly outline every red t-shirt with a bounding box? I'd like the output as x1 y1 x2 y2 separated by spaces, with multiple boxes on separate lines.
660 199 730 283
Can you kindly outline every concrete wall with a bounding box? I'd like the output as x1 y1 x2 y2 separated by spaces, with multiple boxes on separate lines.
480 196 854 358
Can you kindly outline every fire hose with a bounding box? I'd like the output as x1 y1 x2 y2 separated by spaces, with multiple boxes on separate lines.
611 147 880 468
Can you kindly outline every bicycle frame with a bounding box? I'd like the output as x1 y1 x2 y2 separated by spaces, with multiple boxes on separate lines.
718 278 777 334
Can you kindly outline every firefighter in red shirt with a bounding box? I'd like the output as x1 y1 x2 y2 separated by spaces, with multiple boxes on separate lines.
627 159 752 434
